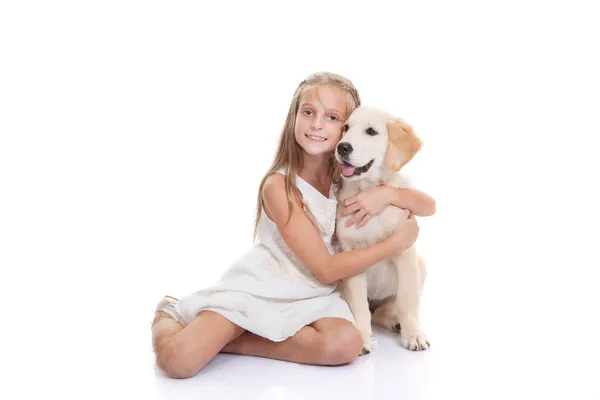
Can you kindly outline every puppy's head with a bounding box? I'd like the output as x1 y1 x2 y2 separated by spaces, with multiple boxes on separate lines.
335 106 422 182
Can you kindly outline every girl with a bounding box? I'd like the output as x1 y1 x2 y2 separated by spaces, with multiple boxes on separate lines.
151 72 435 379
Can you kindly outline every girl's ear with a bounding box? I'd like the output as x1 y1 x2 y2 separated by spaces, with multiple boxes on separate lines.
385 119 423 172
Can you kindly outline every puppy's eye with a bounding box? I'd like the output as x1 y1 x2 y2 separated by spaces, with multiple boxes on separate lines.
343 124 349 132
366 127 378 136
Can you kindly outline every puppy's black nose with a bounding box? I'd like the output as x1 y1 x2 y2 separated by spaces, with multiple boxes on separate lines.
337 142 353 156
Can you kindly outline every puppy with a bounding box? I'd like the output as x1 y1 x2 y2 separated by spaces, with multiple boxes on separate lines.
334 106 430 354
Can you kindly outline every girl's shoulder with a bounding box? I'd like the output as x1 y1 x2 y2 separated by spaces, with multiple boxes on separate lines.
263 167 298 194
262 168 306 205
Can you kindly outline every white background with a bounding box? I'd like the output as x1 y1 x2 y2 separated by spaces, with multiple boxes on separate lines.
1 1 599 399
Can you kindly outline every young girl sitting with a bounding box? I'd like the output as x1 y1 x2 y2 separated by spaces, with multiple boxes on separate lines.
151 71 435 379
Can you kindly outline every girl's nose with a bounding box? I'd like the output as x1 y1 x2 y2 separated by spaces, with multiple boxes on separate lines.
311 115 324 130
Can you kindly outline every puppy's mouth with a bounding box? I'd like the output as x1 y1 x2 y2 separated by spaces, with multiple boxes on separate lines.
341 159 374 177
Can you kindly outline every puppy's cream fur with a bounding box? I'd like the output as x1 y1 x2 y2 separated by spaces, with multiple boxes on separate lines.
334 106 429 353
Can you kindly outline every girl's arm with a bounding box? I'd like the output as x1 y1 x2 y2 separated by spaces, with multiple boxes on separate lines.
386 187 436 217
262 174 417 285
341 185 436 228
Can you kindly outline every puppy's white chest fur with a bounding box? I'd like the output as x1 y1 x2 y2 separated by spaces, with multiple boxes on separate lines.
335 172 412 301
363 261 397 300
338 203 402 245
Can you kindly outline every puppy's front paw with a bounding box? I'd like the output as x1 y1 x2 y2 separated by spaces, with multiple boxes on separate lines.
399 332 430 351
354 319 373 356
358 332 372 356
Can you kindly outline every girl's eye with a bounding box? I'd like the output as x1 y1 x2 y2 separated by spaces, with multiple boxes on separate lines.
366 127 378 136
302 110 313 116
328 115 339 121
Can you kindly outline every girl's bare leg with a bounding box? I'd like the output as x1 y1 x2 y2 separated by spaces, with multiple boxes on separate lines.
152 310 245 379
221 317 362 366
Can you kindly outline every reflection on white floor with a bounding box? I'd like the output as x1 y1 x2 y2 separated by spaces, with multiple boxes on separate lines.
148 316 599 400
152 327 433 400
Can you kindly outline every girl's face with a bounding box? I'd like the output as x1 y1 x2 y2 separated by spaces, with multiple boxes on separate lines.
294 84 347 156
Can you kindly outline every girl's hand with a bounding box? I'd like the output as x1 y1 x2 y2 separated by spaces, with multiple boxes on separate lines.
389 212 419 255
340 185 393 228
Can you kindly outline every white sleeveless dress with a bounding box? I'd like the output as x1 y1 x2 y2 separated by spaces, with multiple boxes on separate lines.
158 168 356 342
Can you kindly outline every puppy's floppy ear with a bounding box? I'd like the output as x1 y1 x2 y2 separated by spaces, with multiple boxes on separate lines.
385 119 423 172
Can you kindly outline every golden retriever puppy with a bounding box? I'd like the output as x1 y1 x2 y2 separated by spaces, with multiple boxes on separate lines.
334 106 429 354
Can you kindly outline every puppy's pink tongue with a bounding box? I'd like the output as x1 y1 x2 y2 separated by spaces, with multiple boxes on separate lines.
342 163 355 177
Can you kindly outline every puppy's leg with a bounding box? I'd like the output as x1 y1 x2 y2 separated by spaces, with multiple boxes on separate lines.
418 256 428 288
371 297 400 333
393 246 430 351
340 272 373 355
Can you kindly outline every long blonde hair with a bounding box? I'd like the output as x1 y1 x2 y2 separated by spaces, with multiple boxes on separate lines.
253 72 361 242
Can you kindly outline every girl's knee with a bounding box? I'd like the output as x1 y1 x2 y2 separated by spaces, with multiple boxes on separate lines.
320 323 362 365
155 341 203 379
